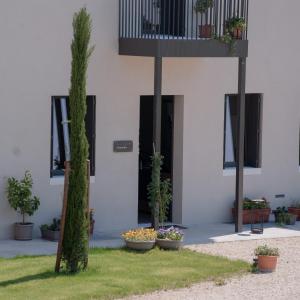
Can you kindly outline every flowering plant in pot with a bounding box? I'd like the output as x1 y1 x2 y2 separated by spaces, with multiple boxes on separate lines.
194 0 214 38
6 171 40 240
226 17 247 39
156 227 184 250
122 228 157 251
254 245 279 273
288 201 300 221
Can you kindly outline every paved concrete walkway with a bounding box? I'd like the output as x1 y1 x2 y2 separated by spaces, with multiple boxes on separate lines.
0 222 300 258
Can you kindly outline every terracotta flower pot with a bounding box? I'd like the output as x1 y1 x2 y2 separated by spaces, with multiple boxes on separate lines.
288 208 300 221
231 28 243 39
124 240 155 251
15 223 34 241
232 208 271 224
199 24 213 38
258 255 278 272
156 239 183 250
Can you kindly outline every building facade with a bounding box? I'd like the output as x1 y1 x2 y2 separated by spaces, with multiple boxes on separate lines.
0 0 300 239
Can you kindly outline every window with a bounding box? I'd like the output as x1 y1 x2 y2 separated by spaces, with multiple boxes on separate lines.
51 96 96 177
224 94 262 169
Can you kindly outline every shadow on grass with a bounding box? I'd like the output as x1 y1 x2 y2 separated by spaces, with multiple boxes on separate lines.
0 271 67 288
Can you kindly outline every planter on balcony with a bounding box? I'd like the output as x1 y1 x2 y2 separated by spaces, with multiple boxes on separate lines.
199 25 213 38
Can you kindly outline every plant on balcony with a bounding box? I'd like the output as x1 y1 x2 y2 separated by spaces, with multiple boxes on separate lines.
62 7 94 273
7 171 40 241
254 245 279 273
147 151 172 229
194 0 214 38
227 17 247 39
232 198 271 224
288 200 300 221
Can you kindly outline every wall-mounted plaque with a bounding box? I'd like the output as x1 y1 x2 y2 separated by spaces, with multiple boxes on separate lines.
113 140 133 153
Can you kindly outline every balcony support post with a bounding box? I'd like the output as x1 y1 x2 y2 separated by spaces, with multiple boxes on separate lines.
152 55 162 230
235 57 247 233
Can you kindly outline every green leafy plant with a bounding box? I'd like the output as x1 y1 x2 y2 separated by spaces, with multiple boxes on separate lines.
147 152 172 228
242 198 270 210
49 218 61 231
254 245 279 257
62 7 94 273
227 17 247 32
6 171 40 224
194 0 214 13
40 224 49 231
214 31 236 54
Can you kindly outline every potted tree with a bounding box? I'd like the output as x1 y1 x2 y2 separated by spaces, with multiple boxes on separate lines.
254 245 279 273
232 198 271 224
194 0 214 38
122 228 157 251
7 171 40 240
156 227 184 250
288 201 300 221
227 17 247 39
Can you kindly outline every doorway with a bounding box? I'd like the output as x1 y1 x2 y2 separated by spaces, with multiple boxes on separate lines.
138 96 174 224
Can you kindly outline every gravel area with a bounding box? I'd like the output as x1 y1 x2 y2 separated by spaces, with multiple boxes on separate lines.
126 237 300 300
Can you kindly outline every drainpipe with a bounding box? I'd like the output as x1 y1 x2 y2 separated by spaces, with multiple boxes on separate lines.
60 98 71 162
235 57 247 233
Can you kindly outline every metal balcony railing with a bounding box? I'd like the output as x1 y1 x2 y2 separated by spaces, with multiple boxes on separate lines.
119 0 248 41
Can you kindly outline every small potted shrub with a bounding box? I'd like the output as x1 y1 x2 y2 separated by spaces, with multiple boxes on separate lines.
40 224 48 239
227 17 247 39
232 198 271 224
90 209 95 235
122 228 156 251
254 245 279 273
46 218 60 241
7 171 40 240
194 0 214 38
156 227 184 250
273 207 297 225
288 201 300 221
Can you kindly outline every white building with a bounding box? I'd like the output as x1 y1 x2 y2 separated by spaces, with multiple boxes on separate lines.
0 0 300 239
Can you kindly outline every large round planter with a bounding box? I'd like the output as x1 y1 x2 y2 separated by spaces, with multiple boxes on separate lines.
15 223 34 241
156 239 183 250
288 208 300 221
124 240 155 251
258 255 278 273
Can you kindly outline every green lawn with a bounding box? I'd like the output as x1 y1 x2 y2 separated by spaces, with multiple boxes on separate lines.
0 248 249 300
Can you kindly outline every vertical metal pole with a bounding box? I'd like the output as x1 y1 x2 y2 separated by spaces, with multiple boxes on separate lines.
235 57 246 233
152 56 162 230
154 56 162 153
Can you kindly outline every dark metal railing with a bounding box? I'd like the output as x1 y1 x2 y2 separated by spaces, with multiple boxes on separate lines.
119 0 248 40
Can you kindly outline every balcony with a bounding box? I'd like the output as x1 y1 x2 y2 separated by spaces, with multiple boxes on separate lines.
119 0 249 58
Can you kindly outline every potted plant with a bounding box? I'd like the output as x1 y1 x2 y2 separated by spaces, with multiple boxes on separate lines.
122 228 156 251
156 227 184 250
288 201 300 221
273 207 297 225
194 0 214 38
6 171 40 240
226 17 247 39
90 209 95 235
254 245 279 273
40 224 48 239
232 198 271 224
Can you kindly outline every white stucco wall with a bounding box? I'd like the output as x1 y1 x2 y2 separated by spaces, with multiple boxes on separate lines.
0 0 300 239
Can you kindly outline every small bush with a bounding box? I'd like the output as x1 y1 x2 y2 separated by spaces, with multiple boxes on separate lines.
254 245 279 257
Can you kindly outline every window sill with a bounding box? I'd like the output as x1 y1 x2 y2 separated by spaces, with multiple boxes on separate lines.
50 176 95 186
223 168 262 177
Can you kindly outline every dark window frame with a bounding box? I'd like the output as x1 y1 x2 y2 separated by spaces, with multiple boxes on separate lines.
223 93 263 169
50 95 96 178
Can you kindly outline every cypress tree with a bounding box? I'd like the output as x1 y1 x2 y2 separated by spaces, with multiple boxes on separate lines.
62 7 94 273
